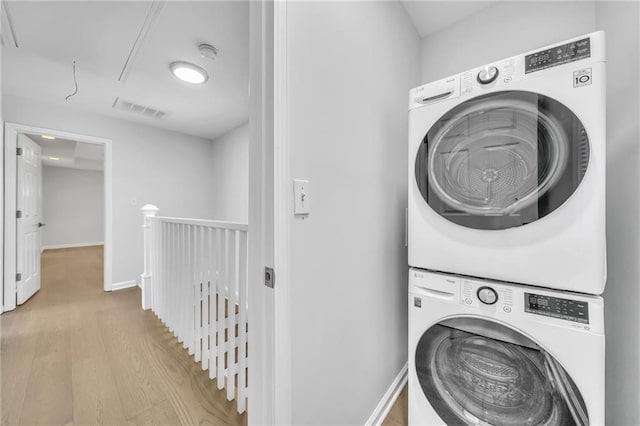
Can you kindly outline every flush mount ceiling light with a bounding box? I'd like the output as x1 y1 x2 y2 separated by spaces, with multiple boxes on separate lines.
41 135 56 140
48 156 60 161
170 61 208 84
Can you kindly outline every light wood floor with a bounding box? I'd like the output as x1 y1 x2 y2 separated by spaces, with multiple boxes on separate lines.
1 246 246 426
382 385 408 426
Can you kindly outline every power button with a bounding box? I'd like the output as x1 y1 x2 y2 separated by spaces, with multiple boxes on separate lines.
503 306 512 313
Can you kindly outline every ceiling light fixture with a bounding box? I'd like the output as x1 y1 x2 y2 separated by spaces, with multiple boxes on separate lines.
169 62 208 84
41 135 56 140
48 156 60 161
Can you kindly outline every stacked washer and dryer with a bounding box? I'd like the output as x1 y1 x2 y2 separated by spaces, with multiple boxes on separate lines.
407 32 606 425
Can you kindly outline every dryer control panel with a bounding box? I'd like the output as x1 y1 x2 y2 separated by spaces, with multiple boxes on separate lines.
525 37 591 74
408 31 605 111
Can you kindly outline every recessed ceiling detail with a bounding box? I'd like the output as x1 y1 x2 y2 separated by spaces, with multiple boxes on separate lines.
1 2 19 48
118 0 166 83
2 1 249 140
112 97 167 119
26 133 104 171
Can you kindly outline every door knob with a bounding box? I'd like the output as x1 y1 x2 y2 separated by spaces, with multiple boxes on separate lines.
37 222 46 227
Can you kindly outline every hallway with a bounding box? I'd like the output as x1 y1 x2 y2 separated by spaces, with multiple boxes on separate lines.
1 246 246 425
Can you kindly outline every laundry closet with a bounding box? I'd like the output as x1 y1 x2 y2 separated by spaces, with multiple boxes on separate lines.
404 2 640 425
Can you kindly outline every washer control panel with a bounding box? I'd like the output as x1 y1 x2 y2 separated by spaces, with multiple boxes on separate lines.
525 292 589 324
409 268 604 334
461 278 514 313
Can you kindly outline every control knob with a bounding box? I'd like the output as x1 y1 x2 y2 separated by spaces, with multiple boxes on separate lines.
477 66 499 85
477 286 498 305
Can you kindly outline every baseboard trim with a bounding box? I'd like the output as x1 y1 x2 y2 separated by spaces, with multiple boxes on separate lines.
111 280 137 291
365 363 408 426
43 242 104 250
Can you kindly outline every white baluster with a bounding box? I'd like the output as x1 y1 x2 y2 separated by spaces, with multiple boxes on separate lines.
160 222 171 326
182 224 190 346
169 223 176 333
177 224 184 343
193 225 202 361
209 227 218 380
226 230 237 401
159 221 165 324
188 226 197 357
237 230 248 414
153 220 159 314
216 228 226 388
151 220 156 314
140 204 159 310
199 226 208 370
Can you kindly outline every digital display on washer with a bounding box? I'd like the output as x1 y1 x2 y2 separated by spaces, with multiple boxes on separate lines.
525 37 591 74
525 293 589 324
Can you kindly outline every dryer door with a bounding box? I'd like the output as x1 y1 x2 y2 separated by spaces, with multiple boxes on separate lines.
415 317 588 426
415 91 589 230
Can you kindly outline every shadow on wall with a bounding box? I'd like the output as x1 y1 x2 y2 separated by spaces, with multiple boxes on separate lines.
598 2 640 425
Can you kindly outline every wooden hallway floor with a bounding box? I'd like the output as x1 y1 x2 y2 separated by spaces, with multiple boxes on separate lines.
1 246 247 426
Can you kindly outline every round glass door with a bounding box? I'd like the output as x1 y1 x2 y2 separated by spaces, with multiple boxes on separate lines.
415 318 588 426
415 91 590 230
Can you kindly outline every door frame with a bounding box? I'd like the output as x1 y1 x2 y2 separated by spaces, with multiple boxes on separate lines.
273 0 293 423
247 0 292 423
3 122 113 312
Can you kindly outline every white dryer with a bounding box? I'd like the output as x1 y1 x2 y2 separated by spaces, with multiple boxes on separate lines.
408 32 606 294
408 268 604 426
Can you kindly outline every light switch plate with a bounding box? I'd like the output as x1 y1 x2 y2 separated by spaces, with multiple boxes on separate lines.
293 179 310 215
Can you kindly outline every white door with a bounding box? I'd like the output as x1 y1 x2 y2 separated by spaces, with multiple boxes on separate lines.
16 134 42 304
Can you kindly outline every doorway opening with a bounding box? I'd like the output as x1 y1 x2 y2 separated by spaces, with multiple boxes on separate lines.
3 122 113 312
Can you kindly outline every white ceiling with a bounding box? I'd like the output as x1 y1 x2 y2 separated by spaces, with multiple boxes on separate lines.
27 133 104 171
2 1 249 140
401 1 500 38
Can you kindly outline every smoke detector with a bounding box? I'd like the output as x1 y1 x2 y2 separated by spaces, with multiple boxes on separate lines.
199 43 218 60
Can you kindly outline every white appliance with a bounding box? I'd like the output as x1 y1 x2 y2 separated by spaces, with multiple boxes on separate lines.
408 268 605 426
408 32 606 294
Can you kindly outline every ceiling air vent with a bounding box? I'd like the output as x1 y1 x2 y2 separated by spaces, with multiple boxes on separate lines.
112 97 167 119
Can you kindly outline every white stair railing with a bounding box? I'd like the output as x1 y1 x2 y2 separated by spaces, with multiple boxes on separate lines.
140 205 249 414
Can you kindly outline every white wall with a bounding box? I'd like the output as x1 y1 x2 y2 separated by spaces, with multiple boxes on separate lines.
2 94 215 285
419 1 640 424
596 2 640 424
210 122 248 223
420 1 595 84
286 2 420 424
42 166 104 248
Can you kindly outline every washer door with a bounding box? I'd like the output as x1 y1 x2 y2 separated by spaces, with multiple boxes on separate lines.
415 318 588 426
415 91 589 230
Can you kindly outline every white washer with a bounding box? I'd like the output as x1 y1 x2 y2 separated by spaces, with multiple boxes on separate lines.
408 32 606 294
408 268 604 426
